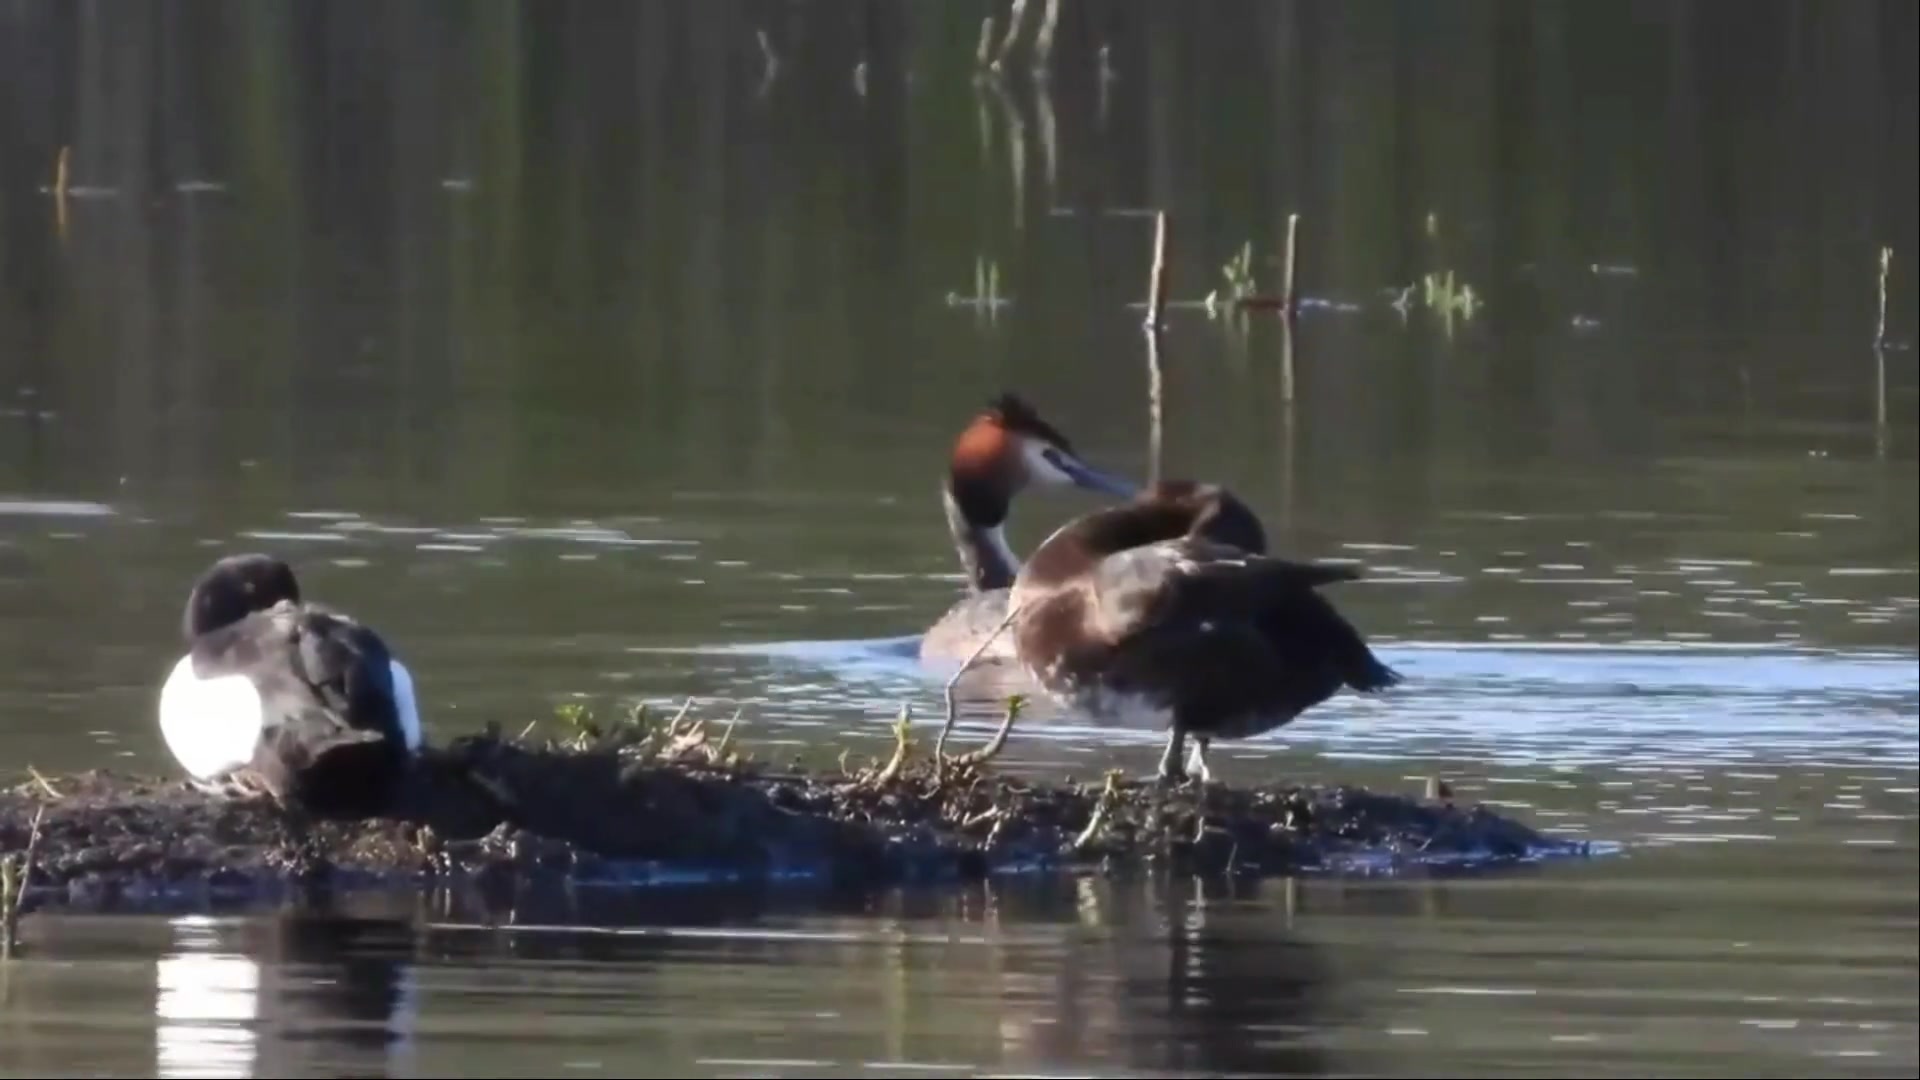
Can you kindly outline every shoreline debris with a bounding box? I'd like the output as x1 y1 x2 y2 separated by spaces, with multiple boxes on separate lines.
1 705 1604 924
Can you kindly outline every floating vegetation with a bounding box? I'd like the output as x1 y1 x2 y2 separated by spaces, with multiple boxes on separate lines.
1422 268 1482 319
1202 221 1301 322
945 254 1008 317
1216 239 1259 306
1410 210 1480 323
0 702 1601 928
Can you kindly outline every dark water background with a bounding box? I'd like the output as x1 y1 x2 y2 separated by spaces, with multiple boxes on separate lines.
1 1 1916 1075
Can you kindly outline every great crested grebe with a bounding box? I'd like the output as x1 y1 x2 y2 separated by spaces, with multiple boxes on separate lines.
158 552 424 819
1006 480 1401 783
919 392 1139 665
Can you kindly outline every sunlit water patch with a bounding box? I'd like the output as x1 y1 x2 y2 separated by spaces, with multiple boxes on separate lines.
634 637 1919 773
0 497 118 517
238 510 703 554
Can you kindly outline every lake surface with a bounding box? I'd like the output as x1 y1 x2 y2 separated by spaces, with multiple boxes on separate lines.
2 2 1916 1075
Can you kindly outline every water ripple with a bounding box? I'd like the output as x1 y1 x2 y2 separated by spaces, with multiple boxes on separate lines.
635 637 1919 772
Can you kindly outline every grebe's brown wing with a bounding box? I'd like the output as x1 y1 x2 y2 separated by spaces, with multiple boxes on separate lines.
1084 540 1399 696
1083 541 1355 633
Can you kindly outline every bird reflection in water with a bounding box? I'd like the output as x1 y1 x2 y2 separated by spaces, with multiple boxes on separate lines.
154 910 419 1078
975 874 1342 1077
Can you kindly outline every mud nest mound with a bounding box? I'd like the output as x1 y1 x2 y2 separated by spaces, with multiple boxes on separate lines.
2 704 1598 918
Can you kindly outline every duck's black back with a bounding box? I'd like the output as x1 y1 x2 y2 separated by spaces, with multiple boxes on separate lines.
192 601 411 818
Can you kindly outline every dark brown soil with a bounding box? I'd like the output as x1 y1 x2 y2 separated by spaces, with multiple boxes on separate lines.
2 713 1600 918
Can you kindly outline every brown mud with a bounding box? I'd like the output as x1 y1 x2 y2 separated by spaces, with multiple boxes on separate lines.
2 707 1602 920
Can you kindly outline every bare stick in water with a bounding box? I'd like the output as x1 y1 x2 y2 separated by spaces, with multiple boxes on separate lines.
975 16 997 68
1876 246 1893 454
1147 325 1166 486
26 766 60 800
1876 246 1892 350
2 806 45 959
935 601 1025 772
668 696 698 735
1281 212 1301 321
1279 309 1297 405
1146 210 1170 330
53 146 70 238
1145 211 1170 484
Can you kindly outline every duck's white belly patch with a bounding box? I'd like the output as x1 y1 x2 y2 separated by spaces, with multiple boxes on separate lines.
158 654 264 780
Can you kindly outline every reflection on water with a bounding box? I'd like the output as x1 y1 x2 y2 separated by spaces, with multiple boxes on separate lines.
154 914 419 1079
156 920 256 1078
0 856 1909 1077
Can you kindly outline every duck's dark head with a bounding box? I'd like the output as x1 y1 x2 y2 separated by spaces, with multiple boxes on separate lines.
945 392 1138 529
183 553 301 641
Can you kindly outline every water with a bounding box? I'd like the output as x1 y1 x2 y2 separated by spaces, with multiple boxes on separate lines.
2 1 1917 1075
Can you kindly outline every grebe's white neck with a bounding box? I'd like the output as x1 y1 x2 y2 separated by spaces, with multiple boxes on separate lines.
942 487 1020 592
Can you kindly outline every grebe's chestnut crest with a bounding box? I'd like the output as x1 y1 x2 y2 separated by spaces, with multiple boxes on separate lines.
920 392 1139 665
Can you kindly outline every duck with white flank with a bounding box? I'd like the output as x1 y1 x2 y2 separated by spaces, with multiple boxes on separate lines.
1006 480 1401 784
158 553 423 820
919 392 1139 665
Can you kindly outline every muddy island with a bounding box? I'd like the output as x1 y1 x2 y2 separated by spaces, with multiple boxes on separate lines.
3 702 1603 925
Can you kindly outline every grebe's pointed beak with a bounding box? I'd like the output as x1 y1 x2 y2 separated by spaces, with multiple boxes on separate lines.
1051 450 1140 499
1017 435 1140 500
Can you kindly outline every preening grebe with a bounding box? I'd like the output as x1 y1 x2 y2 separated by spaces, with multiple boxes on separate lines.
1006 481 1400 783
919 392 1138 666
